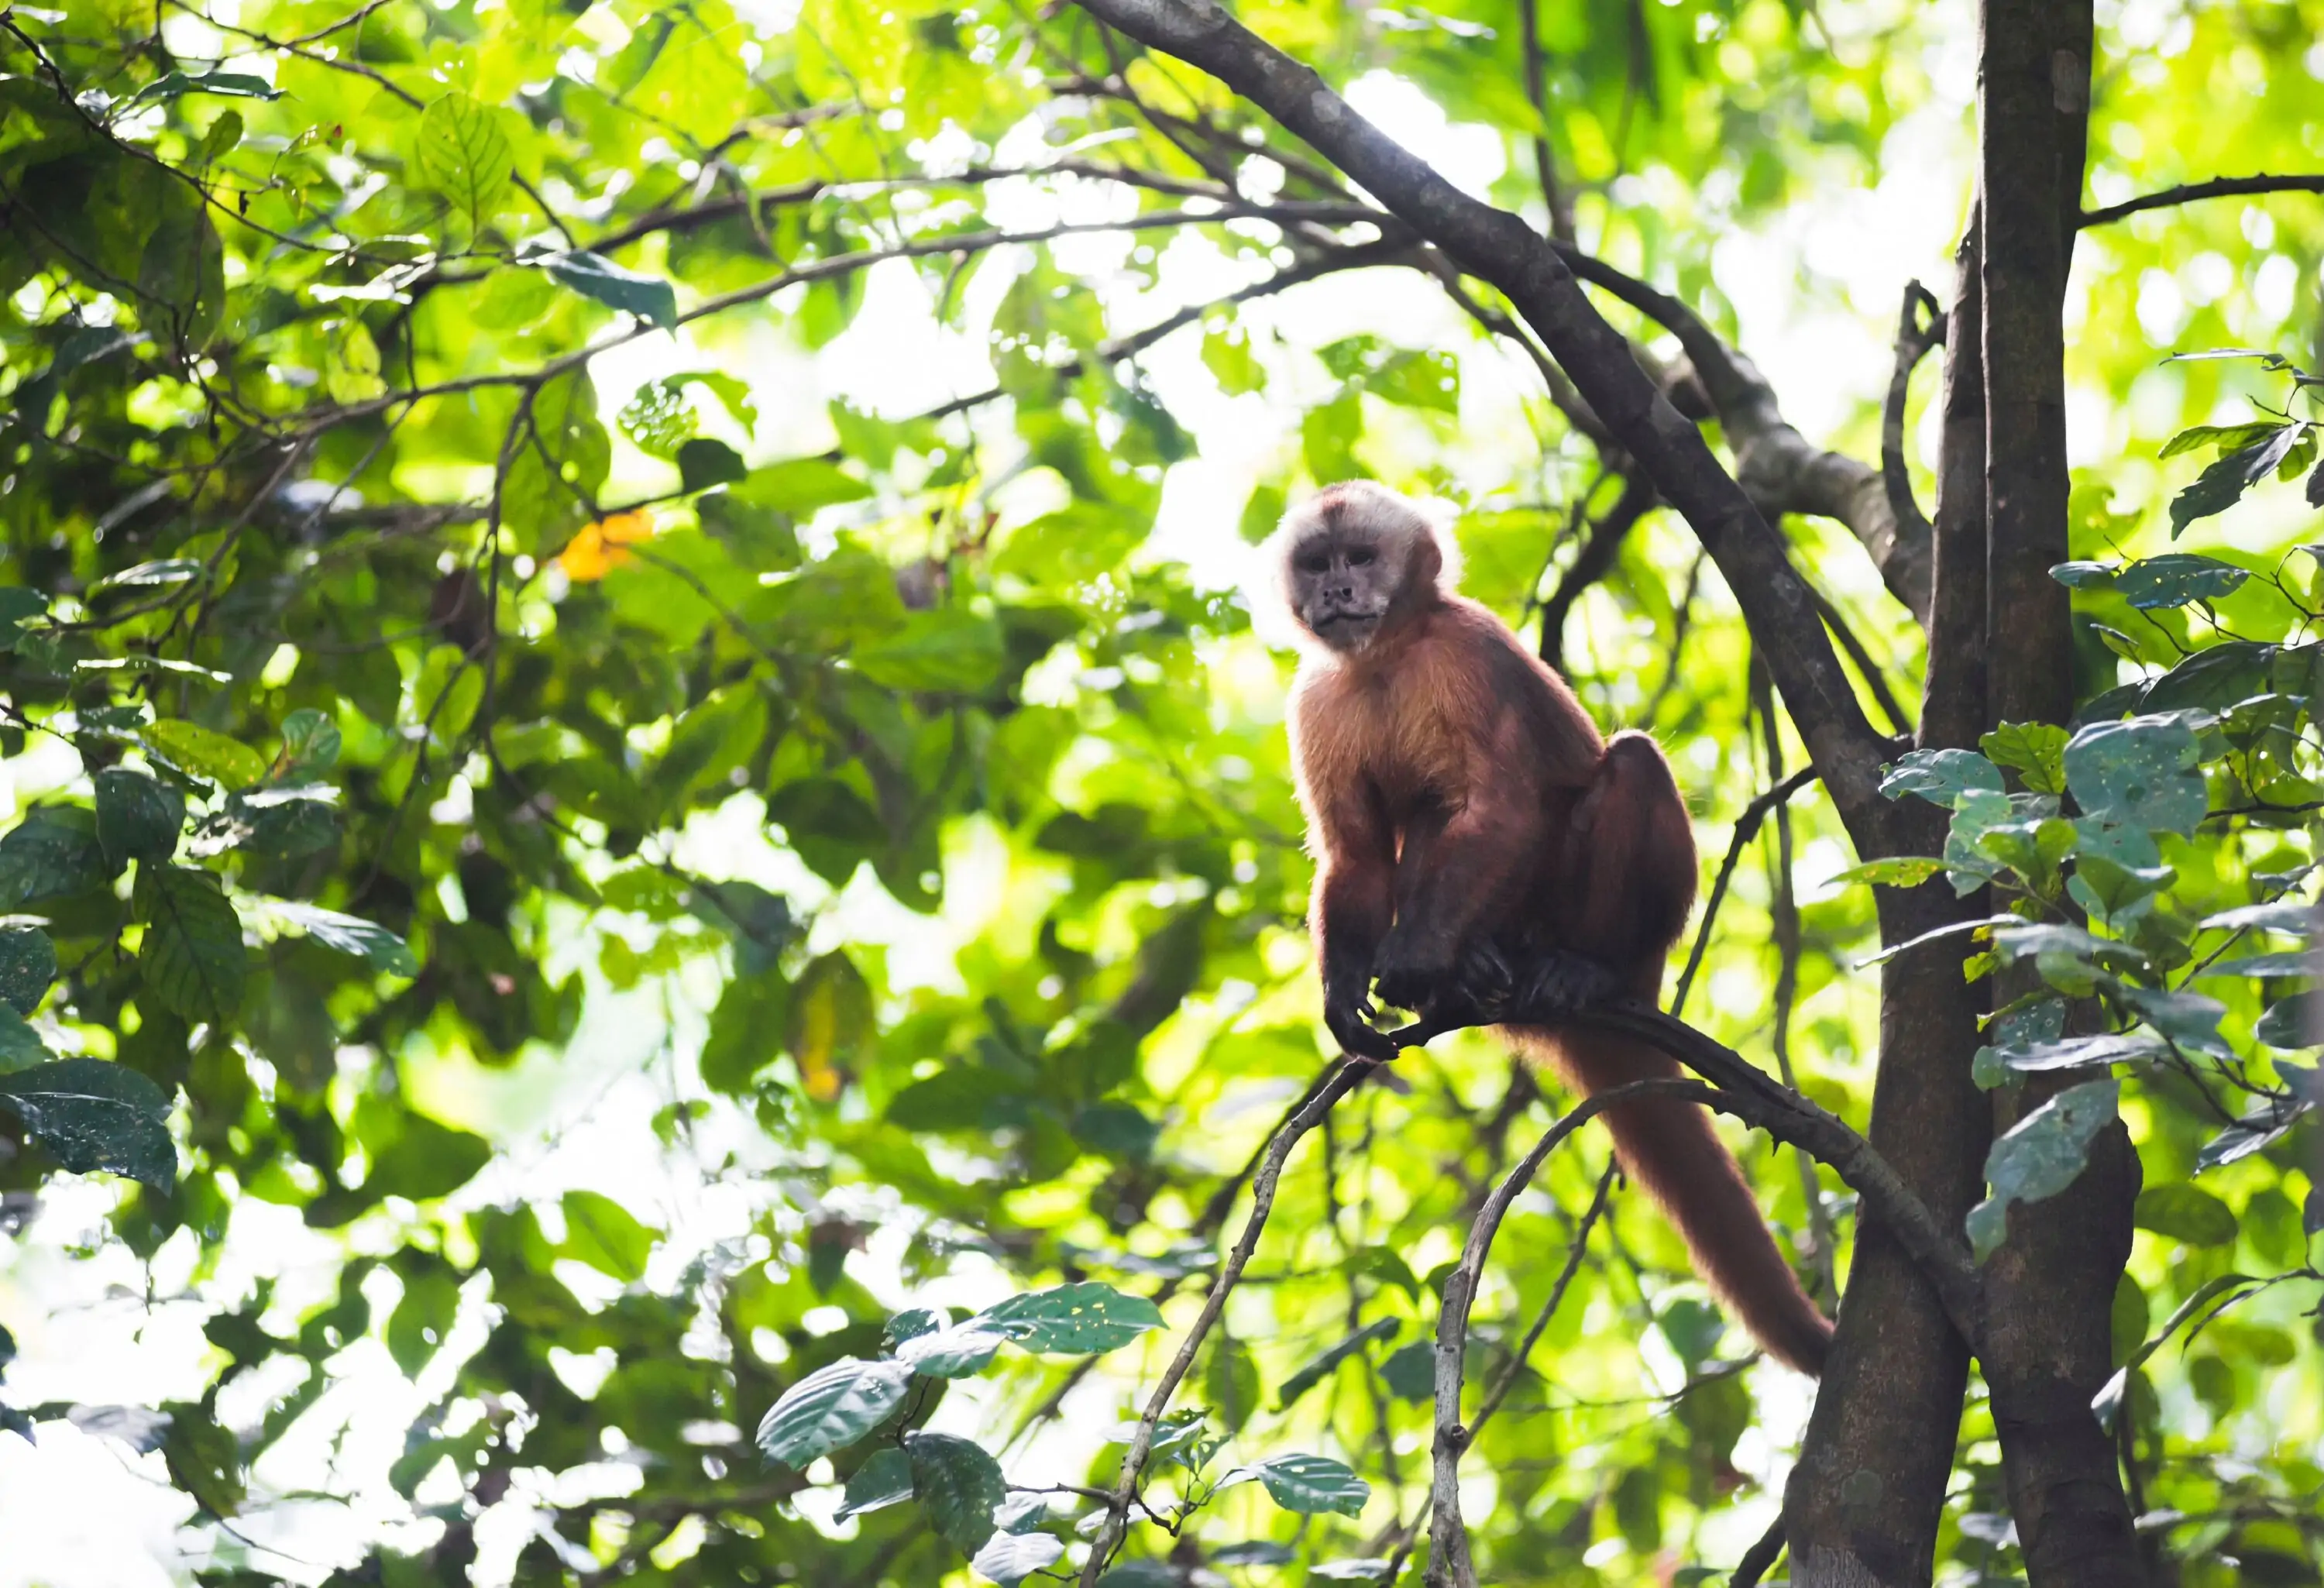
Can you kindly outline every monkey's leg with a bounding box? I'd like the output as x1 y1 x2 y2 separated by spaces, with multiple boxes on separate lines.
1370 794 1534 1015
1559 730 1698 992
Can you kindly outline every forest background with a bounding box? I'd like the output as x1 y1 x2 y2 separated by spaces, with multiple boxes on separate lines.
0 0 2319 1583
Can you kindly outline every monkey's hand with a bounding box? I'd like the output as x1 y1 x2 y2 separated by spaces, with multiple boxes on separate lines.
1370 927 1461 1021
1324 981 1401 1062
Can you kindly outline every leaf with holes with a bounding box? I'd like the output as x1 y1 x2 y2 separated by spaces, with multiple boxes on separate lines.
975 1282 1165 1354
2113 553 2250 610
136 864 246 1025
906 1430 1005 1554
755 1357 912 1468
0 1058 175 1190
1966 1079 2120 1262
2064 714 2207 836
1219 1452 1370 1517
1879 748 2003 809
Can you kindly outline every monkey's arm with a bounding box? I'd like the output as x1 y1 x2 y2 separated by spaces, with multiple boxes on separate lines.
1309 785 1401 1062
1371 782 1541 1015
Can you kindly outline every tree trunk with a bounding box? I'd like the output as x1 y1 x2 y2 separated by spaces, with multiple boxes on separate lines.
1976 3 2146 1581
1783 232 1992 1588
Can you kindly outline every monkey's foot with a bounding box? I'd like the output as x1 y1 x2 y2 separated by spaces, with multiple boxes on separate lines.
1505 951 1621 1021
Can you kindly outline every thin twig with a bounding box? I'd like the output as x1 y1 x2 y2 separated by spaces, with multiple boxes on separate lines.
2078 173 2324 229
1669 765 1820 1019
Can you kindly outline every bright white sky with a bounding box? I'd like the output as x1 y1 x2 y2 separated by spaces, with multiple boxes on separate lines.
0 4 2061 1580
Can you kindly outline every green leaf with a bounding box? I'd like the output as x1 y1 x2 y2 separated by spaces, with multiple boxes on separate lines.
2157 419 2284 459
1222 1452 1370 1517
1981 722 2069 795
1989 1032 2169 1075
95 768 185 864
1825 856 1947 889
2064 714 2207 835
677 438 749 493
274 708 342 780
544 251 679 330
1275 1317 1398 1408
2049 559 2117 589
0 927 57 1016
136 864 246 1025
2113 553 2250 610
257 900 418 975
905 1430 1006 1554
971 1532 1064 1586
853 611 1005 693
2133 1184 2237 1246
2115 985 2230 1058
143 720 268 790
731 458 873 516
414 93 514 224
2169 426 2302 536
0 588 48 650
2199 901 2313 936
1966 1079 2120 1262
1311 1560 1393 1582
1207 1335 1267 1426
2254 993 2315 1049
0 808 116 905
129 69 281 103
976 1282 1165 1354
1380 1341 1435 1401
362 1115 493 1203
755 1357 913 1467
0 1005 55 1074
834 1446 914 1521
88 558 200 597
1879 748 2004 809
0 1058 176 1190
896 1323 1006 1378
557 1190 657 1282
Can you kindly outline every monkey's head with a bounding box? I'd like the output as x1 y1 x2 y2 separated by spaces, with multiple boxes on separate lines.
1270 481 1456 654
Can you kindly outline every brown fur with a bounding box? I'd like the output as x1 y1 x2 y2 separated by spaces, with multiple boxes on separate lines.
1277 482 1832 1377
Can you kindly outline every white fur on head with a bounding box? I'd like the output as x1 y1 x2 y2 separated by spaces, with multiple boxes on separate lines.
1248 480 1463 652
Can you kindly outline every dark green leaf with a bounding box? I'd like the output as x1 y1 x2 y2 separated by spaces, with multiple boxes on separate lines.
905 1429 1006 1553
2169 426 2302 535
853 610 1005 693
0 809 116 906
1207 1335 1266 1426
263 901 418 975
2113 553 2250 610
544 251 679 330
677 438 748 493
1275 1317 1398 1408
896 1323 1005 1378
976 1282 1165 1354
362 1115 492 1203
2254 993 2315 1048
2133 1184 2237 1246
95 768 184 864
0 927 57 1016
1380 1341 1435 1401
0 1006 52 1074
0 1058 176 1189
2064 714 2207 836
129 70 282 103
834 1445 913 1520
756 1357 912 1467
274 708 341 779
136 864 246 1025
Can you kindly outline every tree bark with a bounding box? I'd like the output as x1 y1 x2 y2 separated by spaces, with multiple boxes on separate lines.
1783 229 1991 1588
1976 5 2146 1582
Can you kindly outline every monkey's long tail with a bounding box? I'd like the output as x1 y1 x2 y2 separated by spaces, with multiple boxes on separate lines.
1507 1024 1834 1377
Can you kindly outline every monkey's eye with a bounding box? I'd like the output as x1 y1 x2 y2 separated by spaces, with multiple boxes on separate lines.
1295 553 1329 574
1345 547 1377 567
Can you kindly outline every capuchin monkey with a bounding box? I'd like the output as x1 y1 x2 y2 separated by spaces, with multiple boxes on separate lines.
1270 480 1832 1377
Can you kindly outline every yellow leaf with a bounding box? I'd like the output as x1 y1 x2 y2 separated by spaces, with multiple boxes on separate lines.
556 510 654 582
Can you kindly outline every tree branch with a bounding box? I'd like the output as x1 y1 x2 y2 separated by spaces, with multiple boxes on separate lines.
1883 280 1944 553
1078 1057 1376 1586
1066 0 1897 846
2078 172 2324 229
1538 471 1655 672
1550 242 1935 624
1669 765 1820 1019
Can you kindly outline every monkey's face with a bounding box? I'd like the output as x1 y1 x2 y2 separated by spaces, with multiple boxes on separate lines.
1287 534 1396 651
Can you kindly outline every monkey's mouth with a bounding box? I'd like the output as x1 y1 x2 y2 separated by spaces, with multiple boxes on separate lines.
1311 610 1384 645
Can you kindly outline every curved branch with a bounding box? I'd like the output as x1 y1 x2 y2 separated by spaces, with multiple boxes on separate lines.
1882 280 1944 550
1538 471 1655 671
2079 172 2324 229
1552 242 1934 624
1384 993 1983 1347
1669 764 1820 1019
